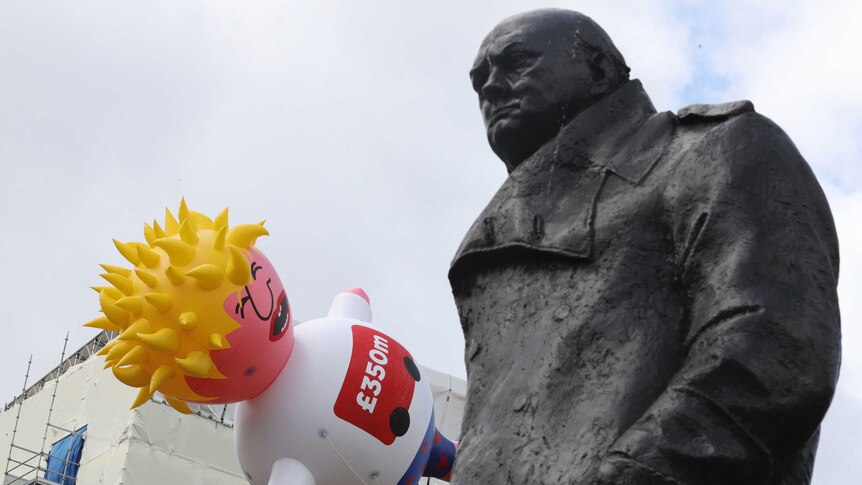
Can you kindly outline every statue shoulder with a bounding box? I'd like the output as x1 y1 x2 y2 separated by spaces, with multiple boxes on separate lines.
667 103 811 197
676 100 754 124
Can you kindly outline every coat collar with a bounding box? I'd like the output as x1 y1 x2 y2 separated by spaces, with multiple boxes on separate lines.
517 79 670 185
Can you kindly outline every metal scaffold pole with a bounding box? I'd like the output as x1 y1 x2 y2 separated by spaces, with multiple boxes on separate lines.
40 332 70 458
4 332 93 484
5 355 33 476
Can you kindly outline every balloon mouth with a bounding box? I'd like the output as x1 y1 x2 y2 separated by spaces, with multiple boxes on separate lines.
270 290 290 341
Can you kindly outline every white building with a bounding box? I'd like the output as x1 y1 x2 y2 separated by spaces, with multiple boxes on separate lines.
1 331 466 485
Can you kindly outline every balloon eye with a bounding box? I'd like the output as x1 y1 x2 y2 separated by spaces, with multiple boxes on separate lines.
270 290 289 341
251 262 263 280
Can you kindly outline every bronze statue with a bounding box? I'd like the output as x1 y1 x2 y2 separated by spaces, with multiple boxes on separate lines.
449 9 840 484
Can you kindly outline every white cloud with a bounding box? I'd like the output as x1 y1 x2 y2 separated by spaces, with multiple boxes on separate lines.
683 0 862 188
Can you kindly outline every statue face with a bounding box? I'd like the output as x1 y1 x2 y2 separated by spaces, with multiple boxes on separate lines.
471 16 596 171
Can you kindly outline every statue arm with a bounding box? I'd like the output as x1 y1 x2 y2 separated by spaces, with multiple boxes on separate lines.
597 113 840 484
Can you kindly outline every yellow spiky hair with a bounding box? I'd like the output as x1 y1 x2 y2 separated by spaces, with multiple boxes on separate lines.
86 198 269 414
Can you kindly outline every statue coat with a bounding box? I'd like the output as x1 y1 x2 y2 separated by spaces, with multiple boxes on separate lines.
449 80 840 484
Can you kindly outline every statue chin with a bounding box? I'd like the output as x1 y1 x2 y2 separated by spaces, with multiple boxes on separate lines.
487 120 527 165
487 119 552 170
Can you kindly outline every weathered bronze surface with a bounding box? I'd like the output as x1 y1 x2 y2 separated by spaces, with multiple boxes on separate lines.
450 9 840 484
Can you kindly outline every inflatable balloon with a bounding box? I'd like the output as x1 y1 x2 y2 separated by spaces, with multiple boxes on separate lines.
85 200 457 485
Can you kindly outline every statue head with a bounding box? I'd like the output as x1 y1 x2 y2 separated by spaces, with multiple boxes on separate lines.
470 9 630 171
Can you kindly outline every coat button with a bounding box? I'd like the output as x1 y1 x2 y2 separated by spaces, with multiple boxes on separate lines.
468 340 482 360
504 301 520 323
530 214 544 240
513 394 528 412
482 217 495 245
389 407 410 436
553 304 571 321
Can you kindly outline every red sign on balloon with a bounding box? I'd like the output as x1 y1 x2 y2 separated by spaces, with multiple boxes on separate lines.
334 325 418 445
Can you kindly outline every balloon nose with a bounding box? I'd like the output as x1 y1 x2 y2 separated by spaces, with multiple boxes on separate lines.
346 287 370 304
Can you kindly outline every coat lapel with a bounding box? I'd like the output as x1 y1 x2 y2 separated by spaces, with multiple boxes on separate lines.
453 161 608 265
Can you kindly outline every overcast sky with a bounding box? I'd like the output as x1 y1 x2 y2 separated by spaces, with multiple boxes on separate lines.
1 1 859 482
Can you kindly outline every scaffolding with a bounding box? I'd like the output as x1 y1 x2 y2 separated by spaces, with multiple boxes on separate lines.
2 329 242 485
3 331 115 413
4 333 83 485
3 332 113 485
5 329 237 428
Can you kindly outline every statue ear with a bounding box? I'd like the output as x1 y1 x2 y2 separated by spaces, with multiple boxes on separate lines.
588 52 613 97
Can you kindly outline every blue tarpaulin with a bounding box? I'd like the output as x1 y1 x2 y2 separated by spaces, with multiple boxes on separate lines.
45 425 87 485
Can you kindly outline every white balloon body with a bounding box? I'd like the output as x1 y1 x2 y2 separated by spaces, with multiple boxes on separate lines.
234 292 435 485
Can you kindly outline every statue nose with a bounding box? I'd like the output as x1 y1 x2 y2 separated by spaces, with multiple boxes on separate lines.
481 69 509 102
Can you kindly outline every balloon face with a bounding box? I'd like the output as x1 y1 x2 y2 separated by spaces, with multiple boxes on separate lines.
87 201 300 413
186 248 295 403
